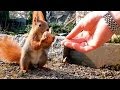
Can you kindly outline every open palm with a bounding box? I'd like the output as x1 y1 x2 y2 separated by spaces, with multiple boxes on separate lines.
62 11 114 53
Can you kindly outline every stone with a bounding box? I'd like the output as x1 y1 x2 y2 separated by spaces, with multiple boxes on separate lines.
64 43 120 68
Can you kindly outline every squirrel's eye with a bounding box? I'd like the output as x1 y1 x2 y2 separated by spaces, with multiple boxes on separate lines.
39 24 41 27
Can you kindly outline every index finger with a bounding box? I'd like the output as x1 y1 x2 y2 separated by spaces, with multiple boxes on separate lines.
66 11 101 39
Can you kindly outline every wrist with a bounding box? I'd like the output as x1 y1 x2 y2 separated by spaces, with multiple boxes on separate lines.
103 11 120 34
100 11 108 16
110 11 120 26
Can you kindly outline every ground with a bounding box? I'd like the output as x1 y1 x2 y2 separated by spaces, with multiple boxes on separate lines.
0 60 120 79
0 35 120 79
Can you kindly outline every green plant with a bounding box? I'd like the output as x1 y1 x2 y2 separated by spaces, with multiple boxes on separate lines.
63 22 75 33
0 11 10 31
0 11 9 21
27 11 33 24
49 22 75 35
4 24 32 35
108 35 120 43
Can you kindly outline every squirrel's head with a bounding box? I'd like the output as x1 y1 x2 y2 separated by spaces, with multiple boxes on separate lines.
32 17 49 34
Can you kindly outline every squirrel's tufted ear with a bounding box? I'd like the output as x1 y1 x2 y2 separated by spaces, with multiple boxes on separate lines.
33 17 37 25
32 11 45 27
37 11 45 21
32 11 37 26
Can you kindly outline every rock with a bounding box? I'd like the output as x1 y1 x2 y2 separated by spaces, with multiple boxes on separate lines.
46 11 75 25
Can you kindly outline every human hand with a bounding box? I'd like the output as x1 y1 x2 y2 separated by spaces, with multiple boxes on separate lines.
62 11 115 53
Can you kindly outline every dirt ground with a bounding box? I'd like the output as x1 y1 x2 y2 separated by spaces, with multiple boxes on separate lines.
0 35 120 79
0 59 120 79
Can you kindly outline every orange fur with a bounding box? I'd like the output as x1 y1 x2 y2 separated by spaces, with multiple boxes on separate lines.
32 11 45 27
0 11 54 67
30 19 49 50
0 36 21 64
0 31 54 64
30 11 48 50
40 31 55 49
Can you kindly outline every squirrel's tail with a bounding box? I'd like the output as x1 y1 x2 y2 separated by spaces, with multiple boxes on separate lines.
0 36 21 64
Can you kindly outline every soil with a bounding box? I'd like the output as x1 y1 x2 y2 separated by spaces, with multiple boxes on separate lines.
0 60 120 79
0 34 120 79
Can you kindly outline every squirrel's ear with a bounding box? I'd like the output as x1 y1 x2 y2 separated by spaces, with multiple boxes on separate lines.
33 17 37 25
32 11 37 26
32 11 45 27
37 11 45 21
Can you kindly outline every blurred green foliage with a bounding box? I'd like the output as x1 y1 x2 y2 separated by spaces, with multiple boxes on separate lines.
107 35 120 43
49 22 75 35
27 11 33 24
0 11 9 20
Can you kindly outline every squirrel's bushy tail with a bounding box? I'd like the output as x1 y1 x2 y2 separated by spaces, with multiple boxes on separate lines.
0 36 21 64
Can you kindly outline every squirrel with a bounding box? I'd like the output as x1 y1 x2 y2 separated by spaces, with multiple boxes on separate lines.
0 11 55 73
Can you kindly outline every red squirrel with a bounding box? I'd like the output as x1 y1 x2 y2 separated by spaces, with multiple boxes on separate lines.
0 11 55 73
